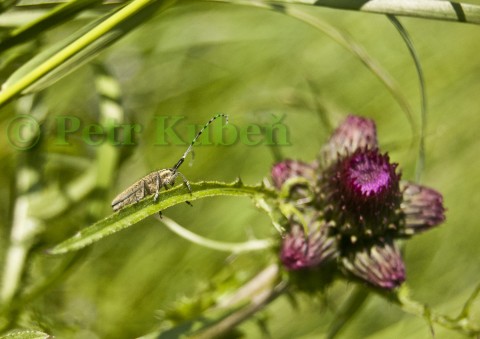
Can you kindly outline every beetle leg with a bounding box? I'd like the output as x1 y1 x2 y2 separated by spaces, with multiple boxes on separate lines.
154 172 160 202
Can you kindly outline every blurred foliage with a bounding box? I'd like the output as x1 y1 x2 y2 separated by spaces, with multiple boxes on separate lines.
0 0 479 338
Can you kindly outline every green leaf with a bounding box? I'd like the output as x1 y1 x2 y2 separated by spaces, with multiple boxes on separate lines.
48 180 277 255
0 0 176 108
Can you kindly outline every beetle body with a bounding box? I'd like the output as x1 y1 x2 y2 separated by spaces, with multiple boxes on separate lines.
112 169 188 211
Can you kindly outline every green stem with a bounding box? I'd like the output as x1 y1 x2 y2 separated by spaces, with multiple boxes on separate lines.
157 215 274 253
386 15 427 183
394 284 480 336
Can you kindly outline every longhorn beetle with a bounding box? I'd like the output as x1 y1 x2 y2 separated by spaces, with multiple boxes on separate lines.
111 114 228 212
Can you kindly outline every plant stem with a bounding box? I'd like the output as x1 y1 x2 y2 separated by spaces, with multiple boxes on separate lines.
394 284 480 336
157 215 274 253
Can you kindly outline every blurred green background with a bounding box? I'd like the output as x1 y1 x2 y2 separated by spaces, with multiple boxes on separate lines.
0 1 479 338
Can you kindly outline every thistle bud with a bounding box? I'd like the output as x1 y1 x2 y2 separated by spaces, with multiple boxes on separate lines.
280 219 336 271
400 182 446 235
342 241 405 290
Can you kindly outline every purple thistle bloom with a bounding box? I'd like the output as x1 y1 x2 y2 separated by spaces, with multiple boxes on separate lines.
319 147 404 240
341 149 398 199
273 115 446 290
321 115 444 288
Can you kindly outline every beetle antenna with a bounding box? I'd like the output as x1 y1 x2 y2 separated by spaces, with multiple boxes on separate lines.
173 114 228 171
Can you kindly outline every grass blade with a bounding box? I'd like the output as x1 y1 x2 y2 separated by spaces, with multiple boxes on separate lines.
387 15 427 182
0 0 176 108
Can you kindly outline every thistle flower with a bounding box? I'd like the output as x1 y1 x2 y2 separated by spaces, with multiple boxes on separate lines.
273 115 446 290
319 148 403 241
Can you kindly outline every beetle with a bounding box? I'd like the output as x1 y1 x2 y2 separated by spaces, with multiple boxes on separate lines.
111 114 228 211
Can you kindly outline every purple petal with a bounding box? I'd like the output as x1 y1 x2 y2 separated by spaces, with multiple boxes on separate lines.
342 241 405 289
400 182 446 235
342 149 400 200
319 148 402 238
321 115 378 166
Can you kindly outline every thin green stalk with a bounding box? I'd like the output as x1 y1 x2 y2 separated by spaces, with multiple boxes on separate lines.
394 284 480 336
157 215 274 253
386 16 427 183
